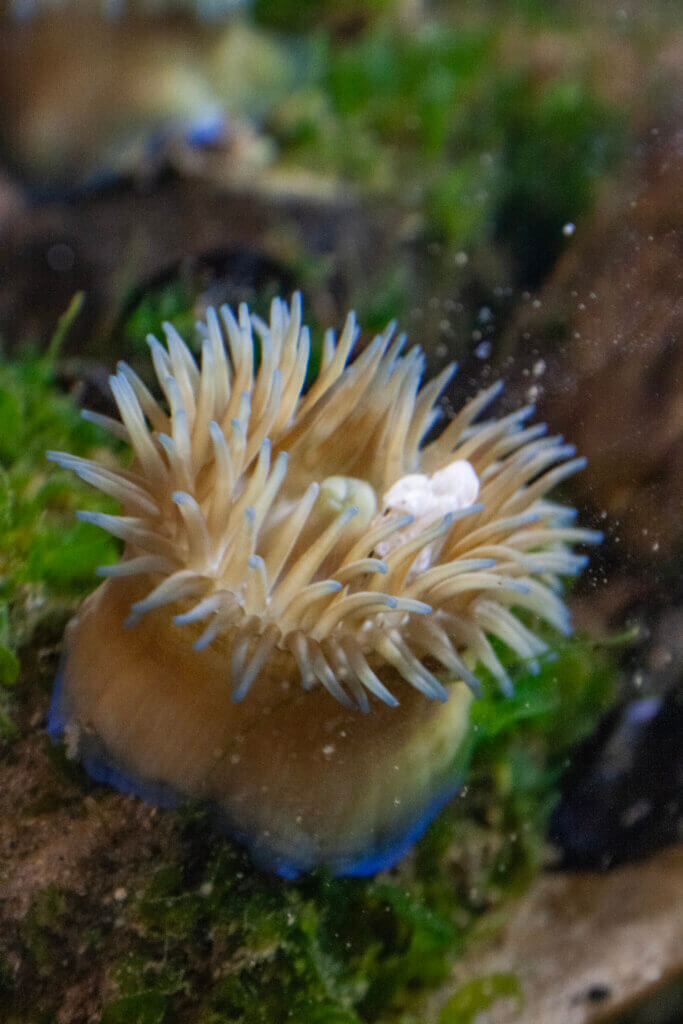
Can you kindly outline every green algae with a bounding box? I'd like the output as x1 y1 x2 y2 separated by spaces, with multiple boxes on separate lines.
123 281 197 354
0 346 119 745
21 886 71 974
437 973 522 1024
273 18 624 278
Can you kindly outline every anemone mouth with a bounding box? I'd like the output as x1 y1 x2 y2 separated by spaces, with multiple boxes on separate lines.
47 293 600 710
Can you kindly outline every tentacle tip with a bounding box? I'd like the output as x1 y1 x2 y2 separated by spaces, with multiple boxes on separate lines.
512 581 532 594
75 510 97 524
172 491 191 505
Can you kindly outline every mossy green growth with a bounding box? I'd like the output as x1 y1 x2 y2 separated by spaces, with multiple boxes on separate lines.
0 330 119 744
437 973 522 1024
274 19 624 278
21 885 71 973
100 830 459 1023
254 0 395 34
486 75 624 283
124 281 197 352
0 951 15 1002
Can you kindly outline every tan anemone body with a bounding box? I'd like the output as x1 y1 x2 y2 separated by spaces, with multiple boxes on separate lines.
49 294 598 875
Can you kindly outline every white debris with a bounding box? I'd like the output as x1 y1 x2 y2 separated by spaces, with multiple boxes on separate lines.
377 459 480 571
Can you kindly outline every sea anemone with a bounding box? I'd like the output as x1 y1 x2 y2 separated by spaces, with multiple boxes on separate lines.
47 293 599 877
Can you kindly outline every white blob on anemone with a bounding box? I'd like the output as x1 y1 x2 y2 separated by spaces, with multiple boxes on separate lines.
46 293 600 876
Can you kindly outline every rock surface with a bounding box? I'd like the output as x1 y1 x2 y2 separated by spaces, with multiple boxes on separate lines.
426 844 683 1024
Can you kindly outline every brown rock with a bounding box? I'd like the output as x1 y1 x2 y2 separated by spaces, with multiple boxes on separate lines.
502 125 683 565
